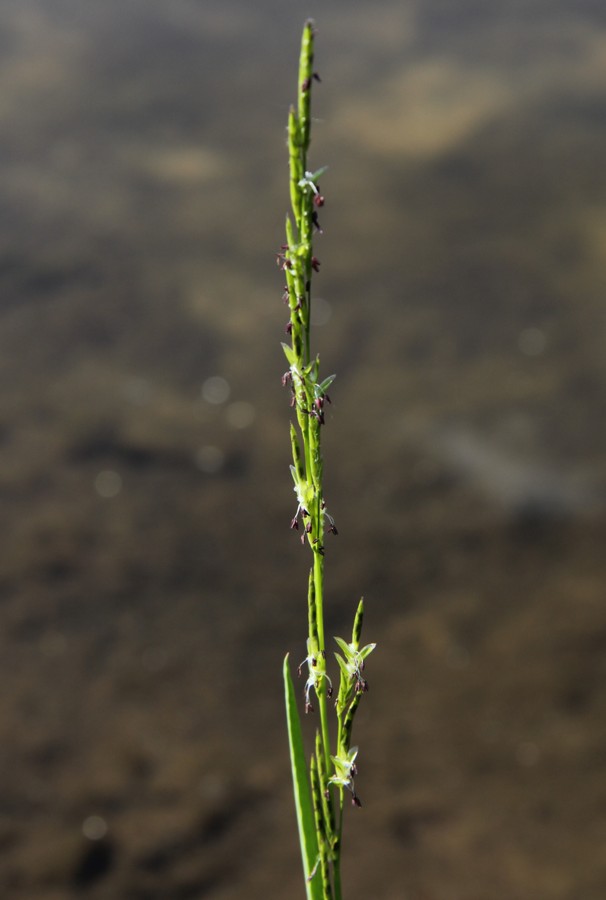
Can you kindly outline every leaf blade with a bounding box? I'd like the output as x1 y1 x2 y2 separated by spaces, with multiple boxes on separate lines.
283 654 322 900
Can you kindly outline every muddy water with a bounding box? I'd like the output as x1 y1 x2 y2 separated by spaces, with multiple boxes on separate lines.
1 1 605 897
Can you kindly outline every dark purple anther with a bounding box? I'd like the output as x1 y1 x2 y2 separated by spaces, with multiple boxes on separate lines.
301 72 321 92
312 397 325 425
276 250 292 271
311 257 321 272
312 212 322 233
313 193 325 208
285 321 293 334
290 516 299 530
325 512 338 535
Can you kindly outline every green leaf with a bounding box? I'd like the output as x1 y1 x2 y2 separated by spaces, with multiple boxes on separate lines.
281 342 296 367
334 636 351 656
317 374 336 395
283 655 322 900
334 653 350 678
308 165 329 181
359 642 377 661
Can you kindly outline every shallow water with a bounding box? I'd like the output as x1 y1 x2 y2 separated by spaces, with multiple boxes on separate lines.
1 1 605 897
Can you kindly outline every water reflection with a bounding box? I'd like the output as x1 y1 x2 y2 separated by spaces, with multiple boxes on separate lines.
518 326 547 357
82 816 108 842
94 469 123 499
201 375 230 405
225 400 255 429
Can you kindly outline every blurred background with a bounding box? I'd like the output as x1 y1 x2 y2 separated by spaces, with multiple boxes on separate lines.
1 0 605 897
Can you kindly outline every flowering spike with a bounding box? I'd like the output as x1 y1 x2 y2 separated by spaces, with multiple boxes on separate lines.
280 22 375 896
297 20 315 150
352 597 364 648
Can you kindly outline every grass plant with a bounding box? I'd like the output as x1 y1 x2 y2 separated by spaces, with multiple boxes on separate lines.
279 21 376 900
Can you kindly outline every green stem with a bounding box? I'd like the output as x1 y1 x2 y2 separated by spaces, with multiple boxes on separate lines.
332 802 344 900
313 552 331 773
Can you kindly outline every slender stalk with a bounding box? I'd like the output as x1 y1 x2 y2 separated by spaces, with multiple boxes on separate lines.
280 21 376 900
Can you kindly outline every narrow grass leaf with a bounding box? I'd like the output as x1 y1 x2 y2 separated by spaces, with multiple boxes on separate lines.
283 654 322 899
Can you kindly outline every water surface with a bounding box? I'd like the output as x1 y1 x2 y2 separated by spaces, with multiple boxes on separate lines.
1 2 605 897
